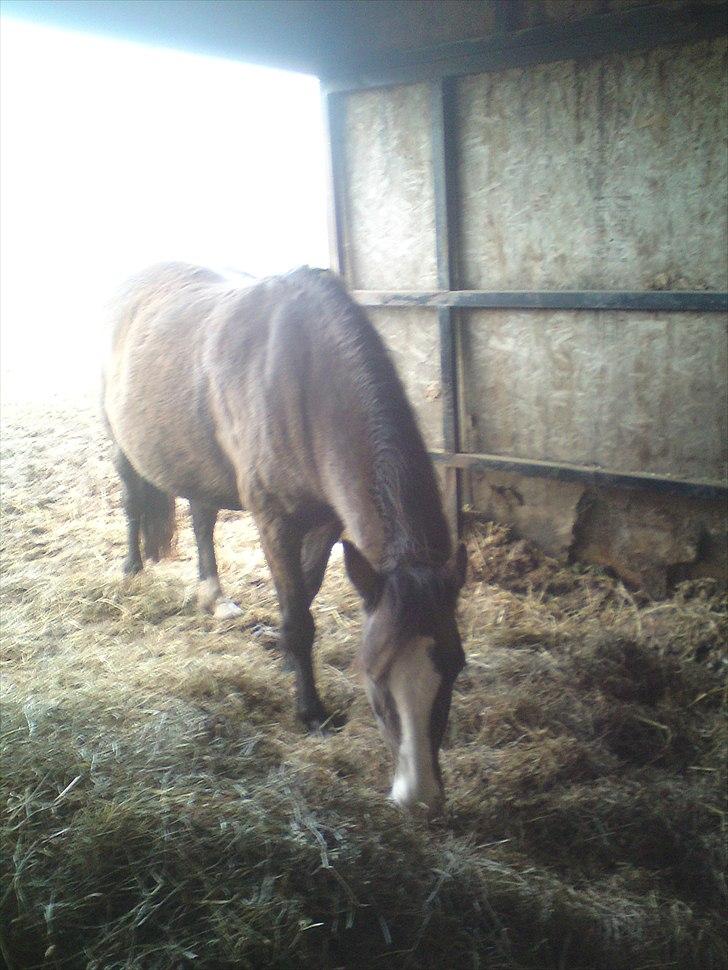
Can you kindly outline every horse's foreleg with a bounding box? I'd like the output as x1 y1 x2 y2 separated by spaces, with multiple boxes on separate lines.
301 521 342 605
190 501 241 619
254 511 328 731
113 448 143 575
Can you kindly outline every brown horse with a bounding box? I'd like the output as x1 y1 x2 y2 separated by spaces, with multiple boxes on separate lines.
103 263 467 811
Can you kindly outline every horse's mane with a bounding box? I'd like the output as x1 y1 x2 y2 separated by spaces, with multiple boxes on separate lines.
281 268 452 571
385 562 460 635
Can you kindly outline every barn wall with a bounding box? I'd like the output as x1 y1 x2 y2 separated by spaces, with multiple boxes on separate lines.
342 84 437 289
456 38 728 291
468 470 727 596
337 34 728 591
460 310 728 480
369 308 444 449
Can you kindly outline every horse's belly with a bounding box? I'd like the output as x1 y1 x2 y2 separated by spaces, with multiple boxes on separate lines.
140 432 240 508
106 378 242 509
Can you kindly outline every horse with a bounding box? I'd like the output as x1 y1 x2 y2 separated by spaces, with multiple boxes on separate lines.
102 262 467 811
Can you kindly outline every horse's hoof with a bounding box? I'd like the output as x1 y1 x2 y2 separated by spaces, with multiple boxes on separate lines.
302 708 347 734
213 599 242 620
250 623 280 648
122 558 143 576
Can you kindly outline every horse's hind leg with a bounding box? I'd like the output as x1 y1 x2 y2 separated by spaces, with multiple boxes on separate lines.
113 447 144 576
190 501 242 619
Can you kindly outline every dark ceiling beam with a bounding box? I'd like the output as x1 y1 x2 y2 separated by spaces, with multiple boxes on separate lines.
323 1 728 91
6 1 727 87
0 0 361 76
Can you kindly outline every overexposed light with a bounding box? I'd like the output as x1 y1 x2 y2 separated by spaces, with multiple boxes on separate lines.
0 17 330 399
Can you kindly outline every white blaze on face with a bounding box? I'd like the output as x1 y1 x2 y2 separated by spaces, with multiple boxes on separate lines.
387 636 443 811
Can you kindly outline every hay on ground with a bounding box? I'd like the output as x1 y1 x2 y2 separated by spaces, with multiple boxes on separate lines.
1 394 726 969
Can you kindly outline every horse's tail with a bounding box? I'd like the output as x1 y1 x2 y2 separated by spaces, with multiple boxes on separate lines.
139 479 176 561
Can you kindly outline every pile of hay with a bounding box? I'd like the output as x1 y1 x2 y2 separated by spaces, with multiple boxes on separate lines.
2 394 726 969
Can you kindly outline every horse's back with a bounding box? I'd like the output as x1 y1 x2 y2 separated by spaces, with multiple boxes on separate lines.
103 262 394 532
103 263 243 507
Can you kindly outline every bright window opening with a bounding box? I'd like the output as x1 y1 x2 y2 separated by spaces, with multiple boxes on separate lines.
0 17 330 399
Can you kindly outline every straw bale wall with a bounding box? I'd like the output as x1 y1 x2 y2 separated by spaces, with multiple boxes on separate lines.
338 36 728 591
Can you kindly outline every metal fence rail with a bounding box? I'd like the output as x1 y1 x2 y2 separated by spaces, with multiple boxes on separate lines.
352 291 728 313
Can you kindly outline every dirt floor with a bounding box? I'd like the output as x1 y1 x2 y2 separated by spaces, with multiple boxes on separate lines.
1 393 726 970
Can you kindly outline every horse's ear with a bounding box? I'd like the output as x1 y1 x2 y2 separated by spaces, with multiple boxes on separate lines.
445 542 468 592
343 541 384 609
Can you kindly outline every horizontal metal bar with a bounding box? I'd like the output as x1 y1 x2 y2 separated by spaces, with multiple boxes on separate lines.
323 2 728 93
429 451 728 501
354 290 728 313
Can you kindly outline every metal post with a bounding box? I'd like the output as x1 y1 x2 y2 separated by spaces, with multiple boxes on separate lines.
431 76 463 538
321 90 348 276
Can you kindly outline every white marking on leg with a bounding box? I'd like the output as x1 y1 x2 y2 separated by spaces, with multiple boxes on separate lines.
198 577 222 612
198 578 241 618
387 636 443 811
213 599 242 619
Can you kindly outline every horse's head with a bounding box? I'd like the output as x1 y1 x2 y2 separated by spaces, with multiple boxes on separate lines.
343 541 467 813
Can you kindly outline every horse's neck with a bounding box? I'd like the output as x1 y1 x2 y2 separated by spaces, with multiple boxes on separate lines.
331 431 451 573
314 291 451 571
